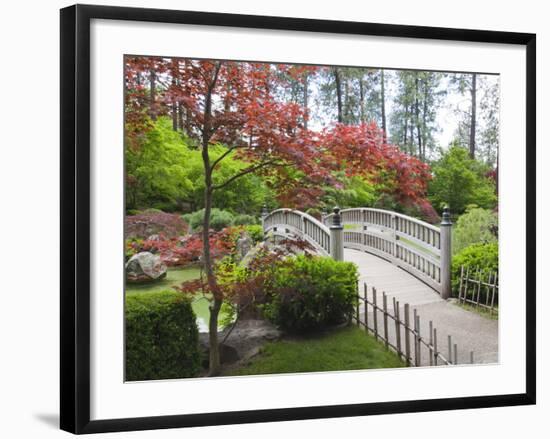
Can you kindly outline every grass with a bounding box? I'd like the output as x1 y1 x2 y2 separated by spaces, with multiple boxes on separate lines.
125 266 228 331
226 326 405 376
455 301 499 320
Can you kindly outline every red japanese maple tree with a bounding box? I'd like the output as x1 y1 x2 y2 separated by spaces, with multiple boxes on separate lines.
125 58 432 375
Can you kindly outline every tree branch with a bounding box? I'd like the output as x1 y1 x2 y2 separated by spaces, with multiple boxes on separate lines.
212 159 283 191
209 144 246 172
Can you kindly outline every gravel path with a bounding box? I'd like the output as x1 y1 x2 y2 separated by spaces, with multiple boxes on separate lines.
345 248 498 366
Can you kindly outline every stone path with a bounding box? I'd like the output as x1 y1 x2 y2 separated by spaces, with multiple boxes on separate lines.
344 248 499 366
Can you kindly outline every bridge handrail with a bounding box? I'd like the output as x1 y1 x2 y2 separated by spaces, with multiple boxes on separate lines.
323 207 449 295
324 207 440 232
263 208 331 255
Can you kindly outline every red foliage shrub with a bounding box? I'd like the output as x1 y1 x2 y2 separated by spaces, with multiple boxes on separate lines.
125 211 188 240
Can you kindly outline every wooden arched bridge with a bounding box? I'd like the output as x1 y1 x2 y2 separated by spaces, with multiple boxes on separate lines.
262 206 452 300
261 206 498 366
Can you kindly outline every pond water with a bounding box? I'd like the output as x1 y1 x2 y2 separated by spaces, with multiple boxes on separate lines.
125 266 228 332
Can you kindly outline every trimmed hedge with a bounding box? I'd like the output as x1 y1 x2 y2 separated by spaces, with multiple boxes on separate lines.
263 255 359 332
125 290 200 381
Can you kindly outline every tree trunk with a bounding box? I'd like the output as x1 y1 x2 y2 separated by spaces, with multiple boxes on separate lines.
359 78 365 123
343 76 350 124
414 75 422 160
469 73 477 158
380 69 387 139
403 103 408 148
171 75 178 131
201 63 222 376
333 68 343 123
422 78 429 154
303 73 309 130
149 69 157 121
409 118 415 157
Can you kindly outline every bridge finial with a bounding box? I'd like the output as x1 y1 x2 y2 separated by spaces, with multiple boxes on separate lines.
441 206 452 225
332 206 342 228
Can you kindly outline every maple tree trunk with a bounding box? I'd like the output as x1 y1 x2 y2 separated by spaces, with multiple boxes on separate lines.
202 157 222 376
469 73 477 158
202 181 222 376
201 63 223 377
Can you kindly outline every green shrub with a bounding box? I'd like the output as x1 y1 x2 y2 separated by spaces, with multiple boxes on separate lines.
182 208 235 231
233 214 258 226
125 290 200 381
451 242 498 295
452 207 497 255
244 224 264 244
263 255 359 332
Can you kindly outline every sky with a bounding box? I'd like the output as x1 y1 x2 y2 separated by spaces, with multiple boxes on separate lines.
306 68 500 151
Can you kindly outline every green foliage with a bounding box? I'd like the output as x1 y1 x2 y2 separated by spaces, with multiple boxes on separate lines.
263 256 359 332
125 290 200 381
244 224 264 244
182 208 235 231
322 175 377 209
451 242 498 294
428 145 497 215
126 118 194 212
181 143 271 214
452 207 498 255
126 117 270 213
233 214 259 226
228 327 405 376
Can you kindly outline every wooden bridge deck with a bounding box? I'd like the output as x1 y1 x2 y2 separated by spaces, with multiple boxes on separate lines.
344 248 443 307
344 248 498 365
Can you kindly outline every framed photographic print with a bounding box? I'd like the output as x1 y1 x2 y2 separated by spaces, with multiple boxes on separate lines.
60 4 536 434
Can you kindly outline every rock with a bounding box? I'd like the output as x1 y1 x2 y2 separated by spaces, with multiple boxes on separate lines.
198 336 241 367
235 233 253 261
240 238 316 267
126 252 167 283
198 319 282 368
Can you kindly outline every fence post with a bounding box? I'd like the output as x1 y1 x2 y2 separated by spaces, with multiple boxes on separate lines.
330 206 344 261
440 207 453 300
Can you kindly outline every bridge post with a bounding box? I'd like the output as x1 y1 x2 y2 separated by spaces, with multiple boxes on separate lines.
440 207 453 299
330 206 344 261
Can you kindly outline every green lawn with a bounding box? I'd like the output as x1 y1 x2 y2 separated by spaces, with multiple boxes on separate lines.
125 266 226 332
226 326 405 376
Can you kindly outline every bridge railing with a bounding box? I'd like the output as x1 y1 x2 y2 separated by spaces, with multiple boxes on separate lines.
262 208 332 256
323 207 452 298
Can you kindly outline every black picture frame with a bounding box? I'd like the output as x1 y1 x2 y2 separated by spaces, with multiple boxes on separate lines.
60 4 536 434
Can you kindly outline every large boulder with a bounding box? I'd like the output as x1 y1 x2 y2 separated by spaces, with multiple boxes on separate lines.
126 251 167 283
240 236 317 267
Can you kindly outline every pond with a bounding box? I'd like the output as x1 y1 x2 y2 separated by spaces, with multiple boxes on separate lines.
125 266 229 332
